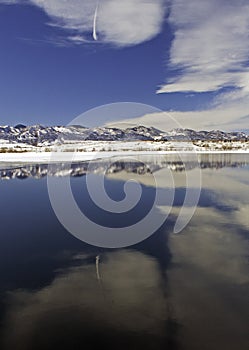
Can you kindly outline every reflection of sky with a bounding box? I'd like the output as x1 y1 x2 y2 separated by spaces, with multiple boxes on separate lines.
1 251 172 350
168 204 249 350
166 167 249 350
0 157 248 349
106 157 249 349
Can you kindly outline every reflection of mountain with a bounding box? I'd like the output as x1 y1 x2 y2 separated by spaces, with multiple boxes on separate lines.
1 156 248 350
1 154 249 180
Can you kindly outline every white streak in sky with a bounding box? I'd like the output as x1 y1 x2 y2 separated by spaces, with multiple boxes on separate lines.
96 255 101 280
93 1 99 41
23 0 165 47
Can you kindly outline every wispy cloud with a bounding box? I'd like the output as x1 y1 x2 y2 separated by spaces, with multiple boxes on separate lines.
3 0 249 130
0 0 20 3
3 0 166 47
107 98 249 132
158 0 249 94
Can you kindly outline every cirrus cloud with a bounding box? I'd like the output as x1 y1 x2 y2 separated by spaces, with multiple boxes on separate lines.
1 0 166 47
158 0 249 95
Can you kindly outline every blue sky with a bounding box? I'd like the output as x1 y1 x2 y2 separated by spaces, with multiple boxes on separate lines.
0 0 249 130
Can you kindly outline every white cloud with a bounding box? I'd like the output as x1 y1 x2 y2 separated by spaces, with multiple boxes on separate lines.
4 0 166 47
97 0 165 46
0 0 22 3
3 0 249 131
106 98 249 131
158 0 249 94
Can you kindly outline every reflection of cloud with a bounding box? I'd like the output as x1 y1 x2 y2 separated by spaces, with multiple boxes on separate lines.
2 251 170 350
107 167 200 190
105 154 202 190
165 165 249 235
197 168 249 205
234 205 249 229
1 162 249 350
171 207 249 284
168 205 249 350
157 165 249 283
107 157 249 235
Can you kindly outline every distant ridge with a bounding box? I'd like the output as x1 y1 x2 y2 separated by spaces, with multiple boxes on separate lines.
0 124 248 147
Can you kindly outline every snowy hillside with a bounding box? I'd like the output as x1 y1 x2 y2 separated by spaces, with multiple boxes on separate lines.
0 124 248 149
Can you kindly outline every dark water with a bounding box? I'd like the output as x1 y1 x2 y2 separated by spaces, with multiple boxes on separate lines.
0 154 248 350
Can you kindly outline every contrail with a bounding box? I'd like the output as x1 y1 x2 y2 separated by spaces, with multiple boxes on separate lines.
93 1 99 41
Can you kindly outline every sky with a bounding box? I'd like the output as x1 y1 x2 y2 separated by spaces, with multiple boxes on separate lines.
0 0 249 130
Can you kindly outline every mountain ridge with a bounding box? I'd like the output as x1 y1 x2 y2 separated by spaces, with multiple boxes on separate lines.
0 124 248 147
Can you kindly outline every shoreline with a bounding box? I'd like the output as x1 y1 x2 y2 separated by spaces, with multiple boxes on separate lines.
0 150 249 163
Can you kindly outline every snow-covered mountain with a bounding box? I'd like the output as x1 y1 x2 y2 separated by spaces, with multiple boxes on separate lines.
0 124 248 146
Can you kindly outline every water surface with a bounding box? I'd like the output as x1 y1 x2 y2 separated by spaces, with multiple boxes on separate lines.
0 154 248 350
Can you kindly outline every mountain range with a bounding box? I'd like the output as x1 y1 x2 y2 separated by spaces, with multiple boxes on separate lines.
0 124 248 146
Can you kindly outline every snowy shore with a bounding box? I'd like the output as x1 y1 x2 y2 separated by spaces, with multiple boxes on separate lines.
0 140 248 163
0 150 249 163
